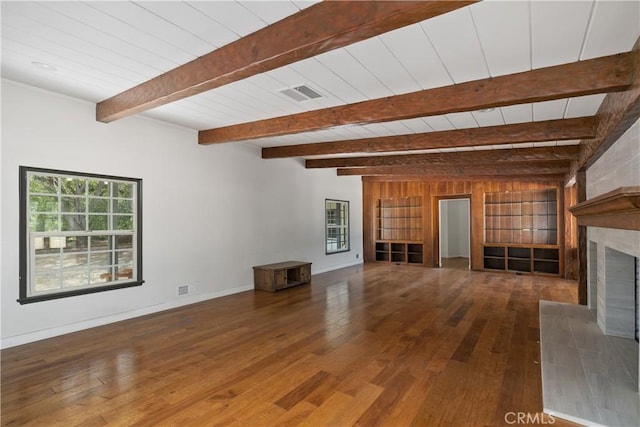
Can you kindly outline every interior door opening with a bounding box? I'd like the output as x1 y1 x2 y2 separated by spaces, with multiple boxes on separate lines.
439 198 471 270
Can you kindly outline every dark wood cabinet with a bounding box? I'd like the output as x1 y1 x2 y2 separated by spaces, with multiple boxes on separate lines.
375 241 424 264
483 244 560 275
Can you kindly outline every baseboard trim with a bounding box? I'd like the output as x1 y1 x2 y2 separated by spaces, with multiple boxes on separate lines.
1 284 253 349
313 260 363 275
1 262 365 349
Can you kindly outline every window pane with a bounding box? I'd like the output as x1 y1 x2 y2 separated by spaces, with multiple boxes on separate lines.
30 215 59 232
115 235 133 249
61 178 86 195
114 183 133 199
29 175 58 194
115 250 133 266
89 215 109 231
114 265 134 281
35 237 69 253
114 199 133 214
91 268 112 284
35 254 61 271
64 236 89 252
88 180 110 197
90 235 111 251
114 215 133 230
30 195 58 213
61 196 86 213
61 214 86 231
34 274 62 292
62 252 88 268
49 236 68 249
62 269 89 288
89 252 111 270
89 198 110 214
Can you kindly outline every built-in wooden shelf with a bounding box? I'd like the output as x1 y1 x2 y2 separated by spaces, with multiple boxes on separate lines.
483 244 560 275
376 197 422 241
484 189 558 245
375 241 424 265
569 186 640 231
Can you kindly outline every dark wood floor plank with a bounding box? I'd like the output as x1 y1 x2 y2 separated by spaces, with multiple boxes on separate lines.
275 370 330 410
1 264 581 426
355 368 416 426
451 317 489 363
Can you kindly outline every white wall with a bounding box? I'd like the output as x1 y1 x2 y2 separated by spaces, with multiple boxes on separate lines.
0 80 363 348
440 199 470 258
440 202 449 258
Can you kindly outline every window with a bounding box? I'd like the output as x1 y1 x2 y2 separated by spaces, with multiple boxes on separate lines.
325 199 349 254
19 167 143 303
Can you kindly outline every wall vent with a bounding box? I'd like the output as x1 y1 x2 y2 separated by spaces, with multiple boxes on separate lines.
177 285 189 296
279 85 322 102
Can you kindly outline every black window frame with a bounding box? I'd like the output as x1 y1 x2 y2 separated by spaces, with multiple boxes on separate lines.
325 199 350 255
18 166 143 304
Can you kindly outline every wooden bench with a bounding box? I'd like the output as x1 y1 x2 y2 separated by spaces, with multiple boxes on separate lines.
252 261 311 292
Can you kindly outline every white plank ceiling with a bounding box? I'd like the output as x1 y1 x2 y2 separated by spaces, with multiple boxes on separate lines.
2 1 639 159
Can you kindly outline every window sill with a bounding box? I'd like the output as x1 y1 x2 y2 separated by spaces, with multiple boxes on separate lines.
18 280 144 304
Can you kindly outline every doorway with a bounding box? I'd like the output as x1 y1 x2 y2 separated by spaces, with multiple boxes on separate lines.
438 198 471 269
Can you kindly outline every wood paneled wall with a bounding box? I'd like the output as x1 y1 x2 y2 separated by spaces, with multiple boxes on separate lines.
362 178 575 278
564 184 579 280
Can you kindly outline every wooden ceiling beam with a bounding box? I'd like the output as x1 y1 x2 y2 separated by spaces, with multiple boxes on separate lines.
96 1 474 123
262 117 595 158
362 174 565 182
199 52 633 144
567 36 640 181
337 161 570 177
306 145 579 169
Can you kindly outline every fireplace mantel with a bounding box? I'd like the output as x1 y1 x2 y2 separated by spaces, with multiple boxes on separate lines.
569 186 640 231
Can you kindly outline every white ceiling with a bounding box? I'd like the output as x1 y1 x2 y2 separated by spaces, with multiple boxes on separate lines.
2 1 639 158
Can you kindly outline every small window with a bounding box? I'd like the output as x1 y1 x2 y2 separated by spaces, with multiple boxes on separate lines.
325 199 349 254
19 167 143 304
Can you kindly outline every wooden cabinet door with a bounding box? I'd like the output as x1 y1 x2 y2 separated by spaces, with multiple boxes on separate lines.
274 270 288 289
299 265 310 282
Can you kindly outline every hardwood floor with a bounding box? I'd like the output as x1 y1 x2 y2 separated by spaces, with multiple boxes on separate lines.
440 257 469 270
1 264 581 426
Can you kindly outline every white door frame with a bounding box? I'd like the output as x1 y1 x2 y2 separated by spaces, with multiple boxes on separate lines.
438 198 471 269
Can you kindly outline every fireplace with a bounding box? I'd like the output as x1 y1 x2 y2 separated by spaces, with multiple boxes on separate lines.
570 185 640 392
587 226 640 394
600 247 638 339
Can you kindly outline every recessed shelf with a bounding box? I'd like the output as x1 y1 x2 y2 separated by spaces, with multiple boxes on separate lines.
485 189 558 245
376 197 422 241
483 245 559 275
376 241 423 265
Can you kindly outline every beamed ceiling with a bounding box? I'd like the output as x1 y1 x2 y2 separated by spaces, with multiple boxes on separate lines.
2 1 640 183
